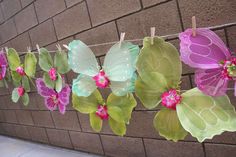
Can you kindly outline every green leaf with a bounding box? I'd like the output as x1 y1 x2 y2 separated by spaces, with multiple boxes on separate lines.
135 72 168 109
90 112 102 132
11 71 22 83
43 72 55 89
39 48 53 72
24 53 37 77
55 73 62 92
136 37 182 88
154 108 188 142
11 88 20 103
21 93 29 106
54 51 70 74
109 117 126 136
107 106 125 123
72 90 103 114
177 88 236 142
22 76 30 92
6 48 21 71
107 93 136 124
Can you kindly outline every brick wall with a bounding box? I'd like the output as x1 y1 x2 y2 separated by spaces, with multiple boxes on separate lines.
0 0 236 157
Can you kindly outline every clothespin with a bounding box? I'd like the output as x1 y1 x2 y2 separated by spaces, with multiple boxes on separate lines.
5 47 8 54
192 16 197 37
119 32 125 48
56 43 62 53
36 44 40 54
27 46 31 53
63 44 70 51
150 27 155 45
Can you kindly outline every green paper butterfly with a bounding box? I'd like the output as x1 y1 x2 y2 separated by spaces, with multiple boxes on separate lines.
38 47 70 92
7 48 37 106
72 90 137 136
135 37 236 142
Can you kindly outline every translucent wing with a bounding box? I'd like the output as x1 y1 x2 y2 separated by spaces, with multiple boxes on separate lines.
110 73 136 96
0 51 7 66
36 78 56 97
179 28 231 69
195 68 228 96
58 84 71 106
45 97 57 111
177 88 236 142
103 41 139 81
68 40 100 76
72 74 97 97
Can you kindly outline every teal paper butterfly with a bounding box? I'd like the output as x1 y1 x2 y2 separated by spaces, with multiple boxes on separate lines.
66 40 139 97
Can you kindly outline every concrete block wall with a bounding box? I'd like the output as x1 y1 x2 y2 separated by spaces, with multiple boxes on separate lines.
0 0 235 156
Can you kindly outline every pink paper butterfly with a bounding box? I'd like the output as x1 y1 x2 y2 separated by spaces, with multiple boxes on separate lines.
179 28 236 96
36 78 71 114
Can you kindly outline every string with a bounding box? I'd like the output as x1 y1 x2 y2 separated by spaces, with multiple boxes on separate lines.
6 22 236 54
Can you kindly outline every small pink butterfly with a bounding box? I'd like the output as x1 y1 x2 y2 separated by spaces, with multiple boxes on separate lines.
179 28 236 96
36 78 71 114
0 50 8 80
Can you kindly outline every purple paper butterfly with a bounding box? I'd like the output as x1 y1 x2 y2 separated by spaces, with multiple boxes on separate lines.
0 50 8 80
36 78 71 114
179 28 236 96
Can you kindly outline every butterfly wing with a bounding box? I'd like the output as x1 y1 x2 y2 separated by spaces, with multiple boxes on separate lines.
179 28 231 69
68 40 100 76
36 78 56 97
195 68 228 96
103 41 139 81
0 51 7 66
72 74 97 97
110 73 137 96
58 84 71 106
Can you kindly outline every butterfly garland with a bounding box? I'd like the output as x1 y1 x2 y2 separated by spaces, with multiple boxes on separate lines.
7 48 37 106
66 40 139 97
135 36 236 142
179 28 236 96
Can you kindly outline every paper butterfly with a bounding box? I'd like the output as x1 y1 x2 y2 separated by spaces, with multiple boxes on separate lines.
66 40 139 97
36 78 71 114
179 28 236 96
135 36 236 142
0 50 8 81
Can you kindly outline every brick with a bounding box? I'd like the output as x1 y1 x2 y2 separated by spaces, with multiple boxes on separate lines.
65 0 83 8
101 135 145 157
144 139 204 157
4 110 18 123
14 125 31 140
31 111 54 128
142 0 168 8
205 143 236 157
45 36 73 51
35 0 66 23
0 18 18 43
29 19 57 49
53 2 91 39
27 126 49 143
1 123 16 136
15 110 34 125
69 131 104 155
2 95 20 110
10 32 31 52
20 0 34 7
51 111 81 131
0 110 5 122
0 41 12 49
46 128 73 148
87 0 141 26
227 26 236 51
117 1 181 40
179 0 236 29
1 0 21 19
14 4 38 34
0 95 11 109
206 132 236 145
0 5 4 24
75 22 119 56
126 111 161 138
20 92 41 110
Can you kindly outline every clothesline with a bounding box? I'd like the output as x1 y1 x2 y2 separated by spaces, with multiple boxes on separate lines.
5 21 236 54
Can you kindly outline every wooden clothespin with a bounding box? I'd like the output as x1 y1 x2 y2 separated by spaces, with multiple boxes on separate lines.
36 44 40 54
150 27 155 45
5 47 8 54
119 32 125 48
56 43 62 53
63 44 70 51
27 46 31 53
192 16 197 37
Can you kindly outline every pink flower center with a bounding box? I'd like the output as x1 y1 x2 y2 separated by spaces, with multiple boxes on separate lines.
93 70 110 88
17 87 25 97
220 57 236 80
96 105 109 120
48 68 57 81
16 66 25 76
161 89 182 110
